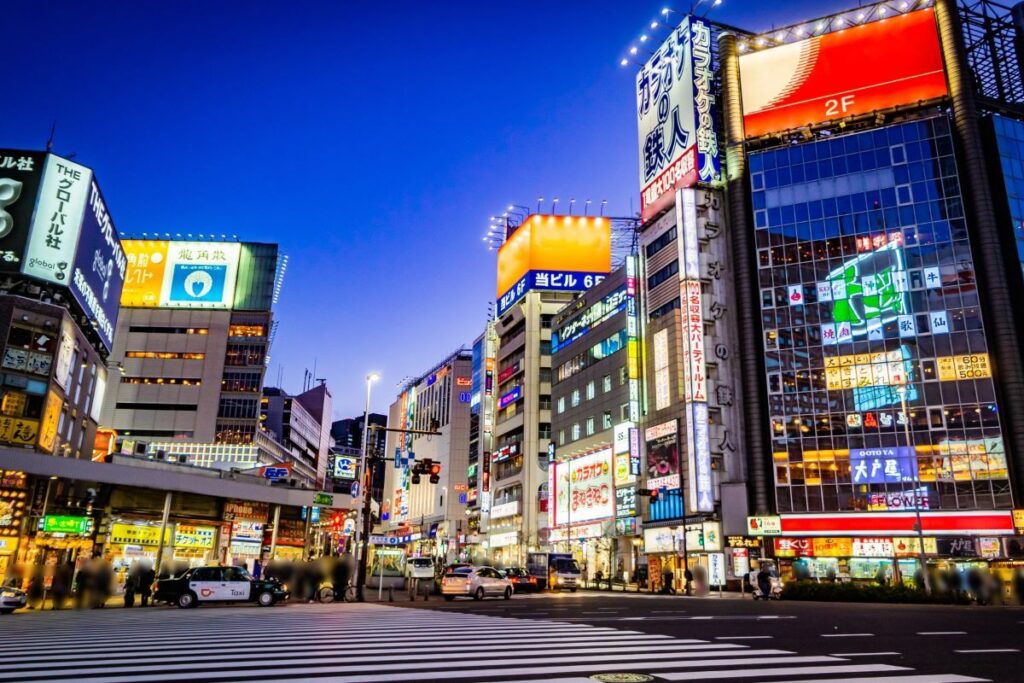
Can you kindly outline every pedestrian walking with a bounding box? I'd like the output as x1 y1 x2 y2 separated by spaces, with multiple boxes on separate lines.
138 561 155 607
51 561 73 610
26 565 44 610
123 564 138 608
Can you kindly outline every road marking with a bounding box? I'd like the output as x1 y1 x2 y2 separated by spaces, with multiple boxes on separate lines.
829 652 902 657
918 631 967 635
821 633 875 637
714 636 773 640
769 676 989 683
954 648 1020 654
661 663 910 680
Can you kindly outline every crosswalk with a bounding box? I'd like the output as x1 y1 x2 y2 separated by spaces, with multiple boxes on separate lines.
0 603 990 683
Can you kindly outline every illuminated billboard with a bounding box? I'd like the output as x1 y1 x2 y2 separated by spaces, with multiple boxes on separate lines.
636 15 720 220
0 150 46 273
739 9 948 138
22 154 92 285
69 178 126 352
121 240 241 309
551 449 615 526
496 215 611 315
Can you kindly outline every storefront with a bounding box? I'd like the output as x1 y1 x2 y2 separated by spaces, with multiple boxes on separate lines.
22 514 95 586
267 518 307 561
0 470 28 580
106 519 219 587
223 499 269 568
641 521 725 592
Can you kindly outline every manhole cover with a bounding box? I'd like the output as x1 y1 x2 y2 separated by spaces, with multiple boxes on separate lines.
589 675 654 683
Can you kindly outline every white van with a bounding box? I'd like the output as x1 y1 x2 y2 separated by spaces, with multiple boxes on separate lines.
406 556 435 580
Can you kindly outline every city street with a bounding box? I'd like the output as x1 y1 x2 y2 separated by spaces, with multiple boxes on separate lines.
0 593 1020 682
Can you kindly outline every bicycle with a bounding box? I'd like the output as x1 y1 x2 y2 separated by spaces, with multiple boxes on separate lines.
317 581 356 603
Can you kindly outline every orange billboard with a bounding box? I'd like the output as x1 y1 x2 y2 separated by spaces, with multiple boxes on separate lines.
496 215 611 297
121 240 170 307
740 9 948 138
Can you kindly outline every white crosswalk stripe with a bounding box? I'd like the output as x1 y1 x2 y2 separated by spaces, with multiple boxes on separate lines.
0 604 991 683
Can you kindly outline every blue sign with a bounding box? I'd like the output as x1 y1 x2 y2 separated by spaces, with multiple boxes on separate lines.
350 482 360 497
168 263 228 304
458 492 468 505
497 270 608 316
262 466 289 480
394 447 401 468
69 178 125 352
459 391 472 403
850 447 918 484
498 385 521 409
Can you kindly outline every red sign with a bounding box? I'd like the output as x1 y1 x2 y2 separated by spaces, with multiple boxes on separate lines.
780 511 1015 536
740 9 948 138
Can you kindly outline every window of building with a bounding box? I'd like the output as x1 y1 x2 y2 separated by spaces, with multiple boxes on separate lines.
586 416 595 436
540 314 554 329
645 226 678 259
650 297 681 320
225 343 266 367
619 366 627 385
647 260 679 289
539 340 552 355
558 429 566 446
557 397 565 414
121 377 202 386
586 381 595 400
125 351 205 360
221 372 261 392
538 396 551 411
603 375 612 393
620 403 629 421
228 324 266 337
603 410 613 429
115 402 198 411
538 423 551 440
571 389 580 407
571 423 581 441
539 368 552 384
128 326 209 335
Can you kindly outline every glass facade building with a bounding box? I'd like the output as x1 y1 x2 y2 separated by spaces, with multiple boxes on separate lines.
751 116 1013 515
990 114 1024 282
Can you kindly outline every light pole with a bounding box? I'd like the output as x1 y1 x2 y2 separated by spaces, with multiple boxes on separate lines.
898 385 931 595
354 372 379 602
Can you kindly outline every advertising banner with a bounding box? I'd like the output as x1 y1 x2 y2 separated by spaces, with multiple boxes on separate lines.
162 241 241 308
552 449 615 526
0 416 38 447
0 150 46 272
333 455 357 480
121 240 169 307
43 515 90 535
22 154 92 285
850 446 918 484
645 419 680 488
739 9 948 137
69 178 126 352
37 389 62 454
636 16 720 220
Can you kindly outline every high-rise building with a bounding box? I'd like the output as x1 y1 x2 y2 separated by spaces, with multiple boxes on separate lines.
382 348 472 561
464 322 496 562
100 240 280 449
489 214 613 565
259 384 333 486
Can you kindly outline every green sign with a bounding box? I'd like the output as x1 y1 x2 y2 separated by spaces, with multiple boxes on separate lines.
313 492 334 507
43 515 90 535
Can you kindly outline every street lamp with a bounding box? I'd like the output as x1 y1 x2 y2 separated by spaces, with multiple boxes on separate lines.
897 385 931 595
354 372 379 602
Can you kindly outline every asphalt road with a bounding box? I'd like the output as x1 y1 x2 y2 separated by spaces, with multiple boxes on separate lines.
400 590 1024 682
0 591 1020 682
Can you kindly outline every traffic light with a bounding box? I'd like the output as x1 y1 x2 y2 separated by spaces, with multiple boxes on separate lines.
428 462 441 485
638 488 660 501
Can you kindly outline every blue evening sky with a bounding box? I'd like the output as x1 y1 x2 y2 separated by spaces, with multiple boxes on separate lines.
6 1 845 416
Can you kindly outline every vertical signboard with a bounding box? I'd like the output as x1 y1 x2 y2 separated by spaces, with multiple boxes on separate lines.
625 256 642 422
677 189 713 512
69 178 126 352
37 389 62 454
22 154 92 285
0 150 46 272
121 240 169 307
636 15 720 221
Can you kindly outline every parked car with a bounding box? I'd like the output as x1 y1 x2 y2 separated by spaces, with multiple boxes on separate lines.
500 567 539 593
0 586 27 614
153 566 289 608
441 565 513 601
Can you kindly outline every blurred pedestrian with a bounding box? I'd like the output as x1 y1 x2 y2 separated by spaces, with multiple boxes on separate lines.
26 565 44 610
138 561 155 607
252 558 262 580
51 561 73 610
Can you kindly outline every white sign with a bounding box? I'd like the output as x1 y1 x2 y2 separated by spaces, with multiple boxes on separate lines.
159 241 241 309
548 522 605 542
730 548 750 578
552 449 615 526
852 537 894 557
489 531 519 548
747 515 782 536
643 526 681 554
23 155 92 285
53 329 75 391
489 500 520 520
648 473 681 490
653 328 670 410
708 552 726 587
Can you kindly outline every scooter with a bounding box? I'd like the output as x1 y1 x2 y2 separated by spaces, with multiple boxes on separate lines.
752 577 783 600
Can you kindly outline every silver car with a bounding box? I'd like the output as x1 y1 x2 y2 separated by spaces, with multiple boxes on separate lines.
0 586 27 614
441 565 512 601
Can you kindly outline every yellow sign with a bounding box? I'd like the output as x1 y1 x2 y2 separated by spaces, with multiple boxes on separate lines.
496 215 611 296
121 240 169 307
824 350 908 391
893 536 938 556
37 390 62 454
110 523 168 546
0 416 38 447
1013 509 1024 535
812 537 853 557
937 354 992 382
174 525 216 549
